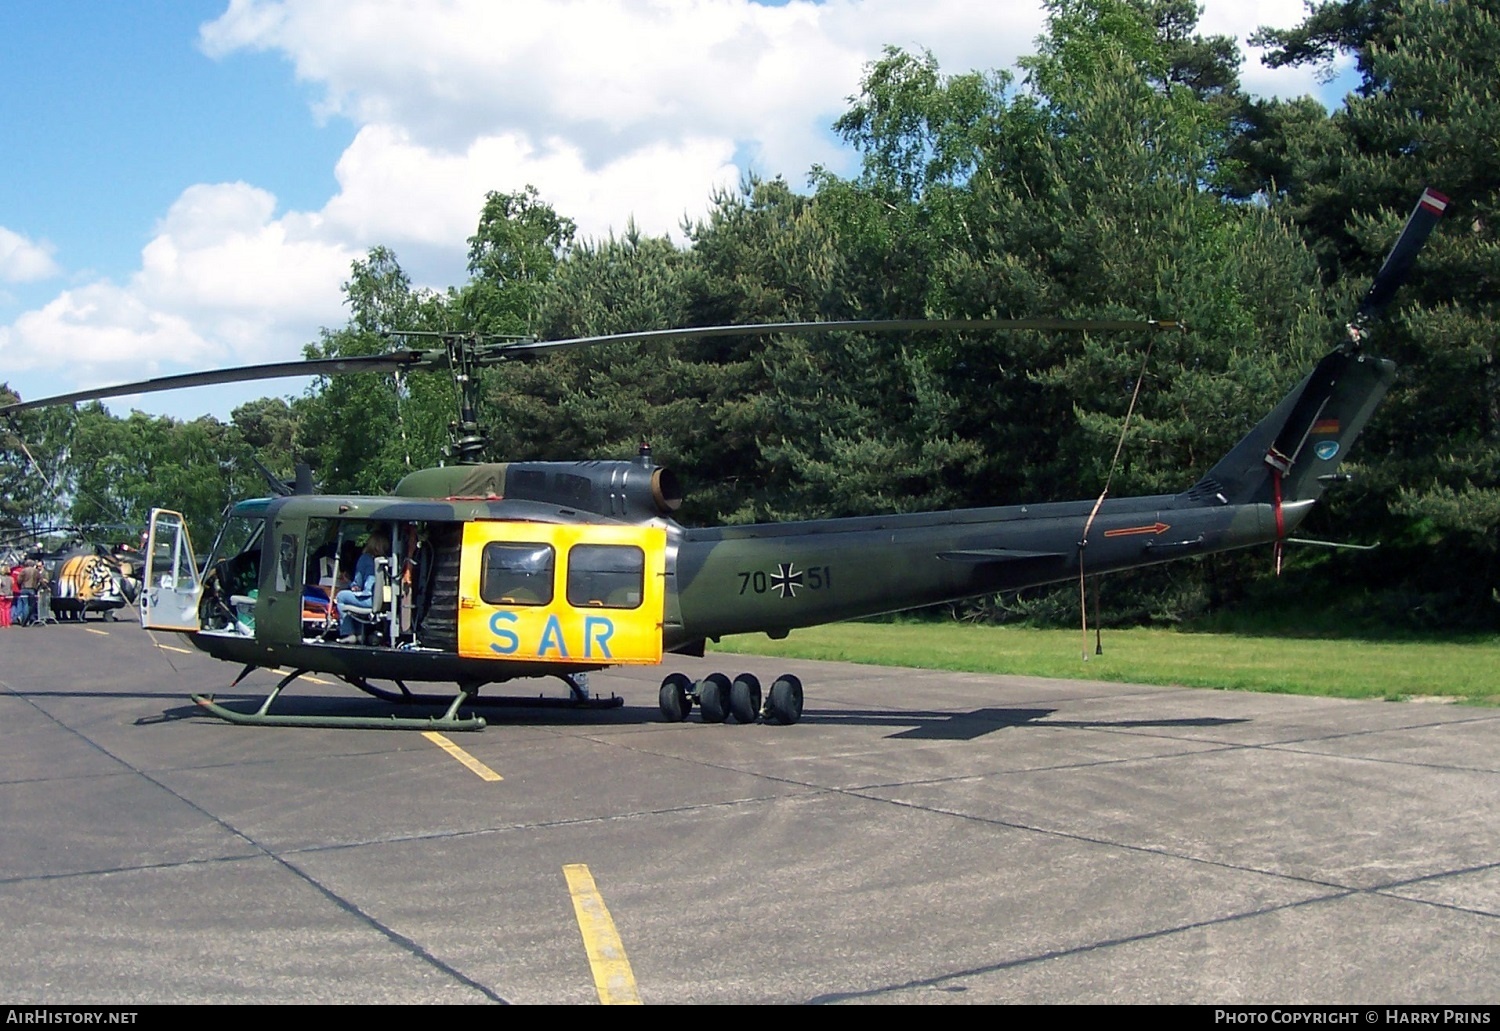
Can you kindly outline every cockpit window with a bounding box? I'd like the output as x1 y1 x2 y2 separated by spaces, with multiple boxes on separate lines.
206 515 264 568
480 543 554 606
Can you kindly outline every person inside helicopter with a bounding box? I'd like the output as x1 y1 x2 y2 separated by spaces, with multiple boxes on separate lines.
336 529 391 643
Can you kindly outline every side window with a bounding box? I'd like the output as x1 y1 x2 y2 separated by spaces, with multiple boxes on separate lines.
480 543 554 605
567 544 644 609
305 519 341 586
150 512 200 591
276 534 298 593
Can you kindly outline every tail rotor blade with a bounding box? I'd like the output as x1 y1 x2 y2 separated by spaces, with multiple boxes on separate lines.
1350 188 1449 335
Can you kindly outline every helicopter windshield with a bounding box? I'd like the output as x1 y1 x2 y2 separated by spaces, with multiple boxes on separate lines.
206 508 266 569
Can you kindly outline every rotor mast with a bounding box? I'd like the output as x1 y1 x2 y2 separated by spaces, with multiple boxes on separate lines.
444 332 488 465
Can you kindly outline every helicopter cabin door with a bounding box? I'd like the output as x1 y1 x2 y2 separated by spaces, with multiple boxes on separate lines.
457 522 667 665
141 508 203 632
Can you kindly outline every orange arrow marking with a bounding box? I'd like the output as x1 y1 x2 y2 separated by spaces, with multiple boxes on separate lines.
1103 522 1171 538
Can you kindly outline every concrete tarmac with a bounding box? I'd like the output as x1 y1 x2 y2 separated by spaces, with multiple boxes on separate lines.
1 620 1497 1004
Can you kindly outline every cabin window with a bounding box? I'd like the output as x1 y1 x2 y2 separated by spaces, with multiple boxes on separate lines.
566 544 644 609
276 534 298 593
480 542 554 606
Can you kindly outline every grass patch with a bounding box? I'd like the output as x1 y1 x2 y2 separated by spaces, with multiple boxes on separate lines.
712 622 1500 703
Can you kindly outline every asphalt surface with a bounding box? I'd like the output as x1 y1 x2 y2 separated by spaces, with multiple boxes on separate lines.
1 618 1497 1004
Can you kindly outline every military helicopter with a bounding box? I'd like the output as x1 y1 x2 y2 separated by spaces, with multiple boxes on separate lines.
0 529 143 622
46 539 143 621
0 189 1447 732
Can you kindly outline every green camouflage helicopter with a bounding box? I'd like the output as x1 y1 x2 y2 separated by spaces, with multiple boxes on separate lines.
0 189 1448 732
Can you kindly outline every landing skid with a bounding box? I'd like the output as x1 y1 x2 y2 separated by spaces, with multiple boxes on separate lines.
188 667 622 732
190 665 487 732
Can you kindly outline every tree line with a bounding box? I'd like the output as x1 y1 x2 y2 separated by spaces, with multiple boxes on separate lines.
4 0 1496 630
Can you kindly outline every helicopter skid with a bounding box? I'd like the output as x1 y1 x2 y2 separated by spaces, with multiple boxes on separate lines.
189 666 487 731
190 693 487 732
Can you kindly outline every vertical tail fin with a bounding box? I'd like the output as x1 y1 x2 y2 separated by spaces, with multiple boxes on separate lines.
1186 351 1397 508
1182 188 1446 511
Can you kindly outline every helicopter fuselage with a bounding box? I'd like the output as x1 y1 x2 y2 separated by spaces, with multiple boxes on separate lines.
142 339 1396 698
152 474 1304 688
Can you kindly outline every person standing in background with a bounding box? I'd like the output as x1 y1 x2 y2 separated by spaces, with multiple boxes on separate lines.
12 560 30 626
0 564 13 627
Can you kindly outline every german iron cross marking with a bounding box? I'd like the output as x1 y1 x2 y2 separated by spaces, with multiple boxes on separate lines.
770 562 803 599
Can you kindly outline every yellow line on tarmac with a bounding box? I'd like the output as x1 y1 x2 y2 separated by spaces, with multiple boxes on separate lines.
270 667 332 686
85 628 109 636
564 864 642 1005
421 731 502 782
273 669 337 684
156 643 193 654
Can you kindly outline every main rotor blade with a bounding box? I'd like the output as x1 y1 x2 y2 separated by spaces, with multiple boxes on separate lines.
0 317 1177 414
0 352 427 415
494 317 1181 359
1350 187 1448 332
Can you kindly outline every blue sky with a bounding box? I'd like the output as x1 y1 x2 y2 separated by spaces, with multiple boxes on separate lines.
0 1 1352 423
2 1 345 294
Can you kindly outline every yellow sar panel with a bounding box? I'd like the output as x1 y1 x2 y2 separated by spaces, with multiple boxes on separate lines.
457 522 667 664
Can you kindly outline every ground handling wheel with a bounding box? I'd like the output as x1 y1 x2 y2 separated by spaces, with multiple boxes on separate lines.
765 674 804 725
697 672 731 723
729 673 761 724
659 672 693 722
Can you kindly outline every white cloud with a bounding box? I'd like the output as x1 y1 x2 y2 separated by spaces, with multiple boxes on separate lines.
0 226 61 283
199 1 1047 201
321 123 740 250
0 182 354 396
1199 0 1357 104
4 0 1344 416
206 3 893 149
135 182 354 357
1 282 219 378
195 0 1342 251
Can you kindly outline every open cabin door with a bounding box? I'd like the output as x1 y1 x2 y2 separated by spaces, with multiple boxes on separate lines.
142 508 203 632
457 521 667 665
